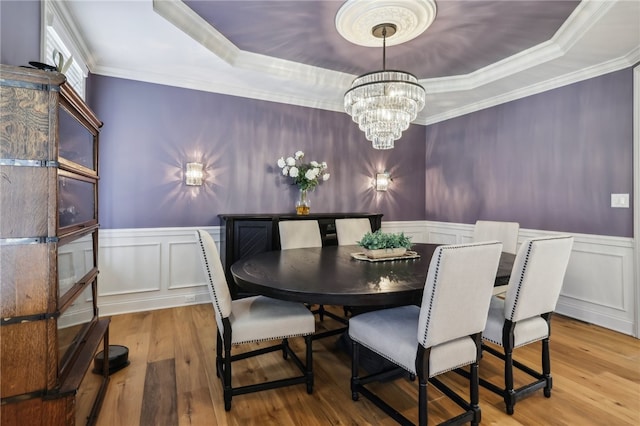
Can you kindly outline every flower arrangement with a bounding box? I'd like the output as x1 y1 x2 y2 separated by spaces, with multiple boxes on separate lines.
277 151 330 191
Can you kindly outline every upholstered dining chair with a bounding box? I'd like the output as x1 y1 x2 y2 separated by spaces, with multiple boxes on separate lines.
278 219 341 326
480 235 573 415
278 219 322 250
195 230 314 411
472 220 520 255
335 218 372 246
349 241 503 426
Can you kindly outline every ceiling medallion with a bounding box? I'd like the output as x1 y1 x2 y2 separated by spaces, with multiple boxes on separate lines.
335 0 437 47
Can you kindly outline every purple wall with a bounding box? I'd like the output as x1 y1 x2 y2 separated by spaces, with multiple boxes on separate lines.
1 2 633 236
89 76 426 228
0 1 40 66
425 68 633 237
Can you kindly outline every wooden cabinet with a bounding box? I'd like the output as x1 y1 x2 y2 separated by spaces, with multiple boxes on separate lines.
219 213 383 298
0 64 109 425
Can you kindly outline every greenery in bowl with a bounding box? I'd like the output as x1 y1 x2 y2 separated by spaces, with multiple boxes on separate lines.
357 230 412 250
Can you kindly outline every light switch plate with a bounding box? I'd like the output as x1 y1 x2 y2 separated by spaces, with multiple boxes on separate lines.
611 193 629 208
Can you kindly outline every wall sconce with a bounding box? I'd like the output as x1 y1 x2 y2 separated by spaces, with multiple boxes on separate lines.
185 162 204 186
375 172 391 191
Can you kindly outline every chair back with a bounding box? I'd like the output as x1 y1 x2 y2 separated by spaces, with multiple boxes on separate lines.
279 220 322 249
335 218 372 246
417 241 503 348
473 220 520 254
504 235 573 322
195 230 232 332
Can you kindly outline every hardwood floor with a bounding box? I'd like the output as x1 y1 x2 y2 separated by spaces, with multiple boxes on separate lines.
96 304 640 425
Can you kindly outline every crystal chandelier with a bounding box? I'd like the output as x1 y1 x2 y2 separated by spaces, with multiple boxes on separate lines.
344 23 426 150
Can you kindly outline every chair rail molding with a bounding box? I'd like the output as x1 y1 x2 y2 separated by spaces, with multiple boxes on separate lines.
98 222 635 336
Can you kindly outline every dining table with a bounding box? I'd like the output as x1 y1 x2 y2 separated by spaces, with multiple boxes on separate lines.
230 243 515 308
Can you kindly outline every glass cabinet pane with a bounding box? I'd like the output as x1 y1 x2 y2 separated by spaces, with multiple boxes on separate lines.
59 105 96 172
58 175 96 229
58 232 96 297
57 282 96 371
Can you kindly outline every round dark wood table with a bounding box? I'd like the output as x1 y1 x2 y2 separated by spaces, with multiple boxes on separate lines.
231 243 514 307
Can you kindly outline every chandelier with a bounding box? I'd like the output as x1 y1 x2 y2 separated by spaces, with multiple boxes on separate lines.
344 23 426 150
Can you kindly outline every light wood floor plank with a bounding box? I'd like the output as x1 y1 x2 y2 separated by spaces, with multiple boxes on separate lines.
96 305 640 425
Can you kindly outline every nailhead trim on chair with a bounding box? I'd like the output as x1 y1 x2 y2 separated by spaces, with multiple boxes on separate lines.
197 230 225 320
421 241 501 346
508 240 532 321
507 235 572 322
421 248 442 345
234 332 312 346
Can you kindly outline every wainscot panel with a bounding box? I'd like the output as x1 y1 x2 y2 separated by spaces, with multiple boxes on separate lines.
97 227 219 316
97 223 635 336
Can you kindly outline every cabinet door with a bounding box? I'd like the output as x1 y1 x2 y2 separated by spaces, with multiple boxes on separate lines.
230 220 273 298
233 220 273 260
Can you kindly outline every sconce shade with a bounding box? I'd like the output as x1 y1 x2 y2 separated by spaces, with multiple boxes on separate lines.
185 162 204 186
375 172 390 191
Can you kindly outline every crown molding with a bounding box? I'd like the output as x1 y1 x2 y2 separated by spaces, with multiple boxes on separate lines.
85 0 639 126
45 0 95 71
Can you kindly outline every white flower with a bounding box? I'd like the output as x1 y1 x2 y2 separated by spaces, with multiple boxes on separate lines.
276 150 329 192
305 168 318 180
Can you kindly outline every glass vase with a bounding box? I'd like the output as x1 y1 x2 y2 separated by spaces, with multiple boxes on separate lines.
296 189 310 215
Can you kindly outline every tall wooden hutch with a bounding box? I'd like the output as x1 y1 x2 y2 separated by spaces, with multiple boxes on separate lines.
0 64 109 425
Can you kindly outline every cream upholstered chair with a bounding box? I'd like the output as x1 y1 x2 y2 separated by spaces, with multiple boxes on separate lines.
472 220 520 254
480 235 573 415
278 220 322 250
278 220 337 324
335 218 372 246
349 241 503 426
195 230 314 411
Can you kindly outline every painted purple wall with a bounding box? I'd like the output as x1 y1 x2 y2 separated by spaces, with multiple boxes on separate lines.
425 68 633 237
0 0 40 66
89 76 426 229
1 2 632 237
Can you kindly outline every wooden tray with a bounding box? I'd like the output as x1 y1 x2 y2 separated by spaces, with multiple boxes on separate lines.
350 251 420 262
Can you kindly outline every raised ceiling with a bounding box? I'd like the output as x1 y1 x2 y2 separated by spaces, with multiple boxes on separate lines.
57 0 639 125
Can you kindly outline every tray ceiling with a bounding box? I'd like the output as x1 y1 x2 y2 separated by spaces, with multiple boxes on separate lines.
56 0 640 124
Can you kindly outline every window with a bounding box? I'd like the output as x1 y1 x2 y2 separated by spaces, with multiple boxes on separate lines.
42 1 88 99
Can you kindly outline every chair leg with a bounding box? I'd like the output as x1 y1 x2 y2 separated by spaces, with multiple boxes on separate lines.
504 348 516 415
418 375 428 426
305 335 314 394
223 344 232 411
318 304 325 321
216 332 223 379
351 341 360 401
221 321 233 411
542 337 552 397
470 362 481 426
282 338 289 360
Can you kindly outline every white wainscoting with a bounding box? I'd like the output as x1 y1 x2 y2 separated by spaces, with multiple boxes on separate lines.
98 222 636 336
